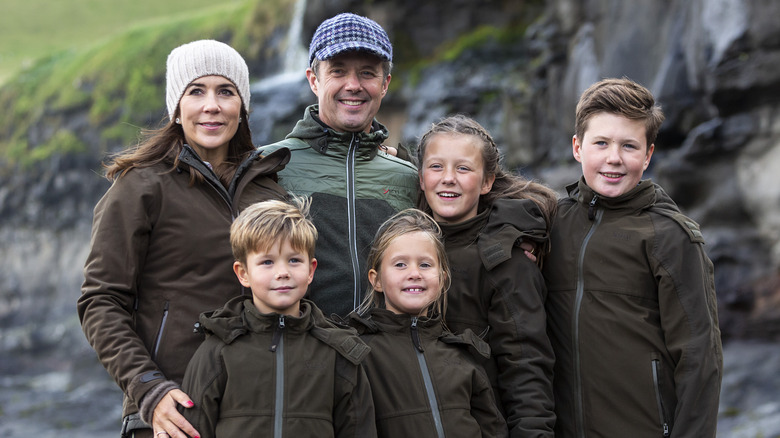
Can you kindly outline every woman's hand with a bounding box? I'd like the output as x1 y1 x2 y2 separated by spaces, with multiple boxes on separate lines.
520 241 538 263
153 389 200 438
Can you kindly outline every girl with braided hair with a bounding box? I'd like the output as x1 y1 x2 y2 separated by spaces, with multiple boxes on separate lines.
417 114 557 437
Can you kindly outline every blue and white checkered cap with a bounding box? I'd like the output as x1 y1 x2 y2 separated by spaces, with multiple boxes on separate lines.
308 13 392 65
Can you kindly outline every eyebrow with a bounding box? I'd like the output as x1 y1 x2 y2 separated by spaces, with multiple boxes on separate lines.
592 135 641 144
186 81 237 90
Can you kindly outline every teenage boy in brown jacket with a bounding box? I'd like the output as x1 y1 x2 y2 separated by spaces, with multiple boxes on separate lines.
543 78 723 437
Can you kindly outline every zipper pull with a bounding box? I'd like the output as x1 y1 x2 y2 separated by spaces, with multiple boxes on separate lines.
663 423 670 437
269 315 285 352
588 194 599 221
410 317 424 352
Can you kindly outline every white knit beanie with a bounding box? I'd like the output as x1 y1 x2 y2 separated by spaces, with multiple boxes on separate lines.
165 39 251 120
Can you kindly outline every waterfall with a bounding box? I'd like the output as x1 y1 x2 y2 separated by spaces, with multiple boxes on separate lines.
248 0 312 145
251 0 309 93
283 0 308 73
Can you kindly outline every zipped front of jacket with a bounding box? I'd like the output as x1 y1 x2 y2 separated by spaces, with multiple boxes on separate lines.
179 145 236 218
573 195 603 438
179 145 265 220
651 359 671 437
346 134 361 311
410 317 446 438
269 315 286 438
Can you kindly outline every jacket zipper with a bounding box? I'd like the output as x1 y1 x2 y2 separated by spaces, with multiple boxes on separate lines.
652 359 671 437
346 134 361 311
181 145 237 218
270 315 286 438
574 195 602 438
411 317 445 438
152 301 169 360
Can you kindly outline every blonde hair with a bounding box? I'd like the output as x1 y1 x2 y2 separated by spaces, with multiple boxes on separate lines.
416 114 558 239
575 77 665 149
357 208 451 318
230 197 317 265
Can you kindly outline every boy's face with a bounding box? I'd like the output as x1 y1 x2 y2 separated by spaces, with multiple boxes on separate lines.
233 240 317 316
573 112 654 198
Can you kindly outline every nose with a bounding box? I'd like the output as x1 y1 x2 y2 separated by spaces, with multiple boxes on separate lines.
441 167 456 184
408 266 422 280
203 90 220 112
606 144 622 164
344 70 362 92
276 266 290 279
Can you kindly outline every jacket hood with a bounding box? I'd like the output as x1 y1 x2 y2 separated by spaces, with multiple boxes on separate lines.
477 198 550 271
285 104 389 158
569 177 657 215
198 296 370 364
348 308 491 359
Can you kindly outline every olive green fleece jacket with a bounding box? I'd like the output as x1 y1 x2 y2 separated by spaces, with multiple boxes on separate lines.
348 309 508 438
181 297 376 438
258 105 419 318
440 198 556 437
543 178 723 438
78 146 289 422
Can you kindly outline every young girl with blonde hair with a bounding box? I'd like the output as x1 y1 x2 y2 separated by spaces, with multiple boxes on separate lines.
348 208 507 438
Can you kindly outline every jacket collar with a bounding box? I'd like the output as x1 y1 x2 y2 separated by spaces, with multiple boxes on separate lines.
352 308 443 335
177 144 289 203
569 177 657 215
198 296 317 344
439 207 490 246
286 104 389 159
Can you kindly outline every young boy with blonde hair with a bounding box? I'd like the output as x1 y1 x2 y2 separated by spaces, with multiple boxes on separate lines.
180 198 376 438
543 78 723 437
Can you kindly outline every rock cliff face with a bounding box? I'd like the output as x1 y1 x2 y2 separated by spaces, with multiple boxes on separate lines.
1 0 779 435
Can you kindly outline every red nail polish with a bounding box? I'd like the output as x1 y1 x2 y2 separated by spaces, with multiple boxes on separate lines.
186 401 194 407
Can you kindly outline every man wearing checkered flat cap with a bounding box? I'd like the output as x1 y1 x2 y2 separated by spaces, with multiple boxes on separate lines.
259 13 418 319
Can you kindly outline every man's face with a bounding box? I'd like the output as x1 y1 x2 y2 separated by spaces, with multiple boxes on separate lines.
306 52 390 133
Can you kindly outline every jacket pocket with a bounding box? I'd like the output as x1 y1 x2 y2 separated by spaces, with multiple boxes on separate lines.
651 358 671 437
152 301 170 360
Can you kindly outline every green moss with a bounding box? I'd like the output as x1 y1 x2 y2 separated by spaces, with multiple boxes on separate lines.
396 23 529 89
0 0 294 165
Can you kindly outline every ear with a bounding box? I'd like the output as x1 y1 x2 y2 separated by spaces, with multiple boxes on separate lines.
644 143 655 170
381 74 391 97
306 68 318 96
480 173 496 195
307 258 318 285
572 135 583 163
368 268 382 292
233 261 250 288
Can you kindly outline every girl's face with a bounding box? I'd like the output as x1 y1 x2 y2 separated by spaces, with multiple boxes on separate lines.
419 133 495 224
369 231 442 316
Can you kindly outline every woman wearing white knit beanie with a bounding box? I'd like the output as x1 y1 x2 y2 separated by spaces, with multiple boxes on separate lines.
78 40 290 438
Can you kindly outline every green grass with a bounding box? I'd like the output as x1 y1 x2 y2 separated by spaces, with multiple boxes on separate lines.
0 0 296 167
0 0 249 84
